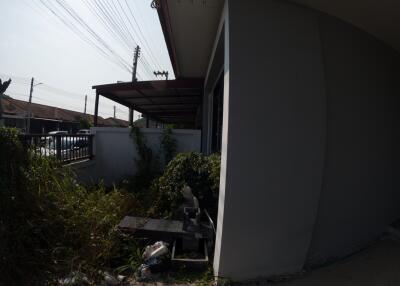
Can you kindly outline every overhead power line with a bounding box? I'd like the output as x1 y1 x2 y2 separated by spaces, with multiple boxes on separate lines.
124 0 163 71
56 0 132 70
26 0 167 81
36 0 132 74
82 0 131 53
83 0 160 79
0 72 124 110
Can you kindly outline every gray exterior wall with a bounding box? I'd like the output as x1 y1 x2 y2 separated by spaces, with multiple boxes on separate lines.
214 0 326 280
213 0 400 281
306 14 400 266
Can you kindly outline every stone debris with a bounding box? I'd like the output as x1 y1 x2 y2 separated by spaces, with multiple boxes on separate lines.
104 271 120 286
58 271 89 286
137 241 171 281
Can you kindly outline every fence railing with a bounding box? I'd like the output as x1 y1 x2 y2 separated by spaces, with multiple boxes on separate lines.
20 134 94 164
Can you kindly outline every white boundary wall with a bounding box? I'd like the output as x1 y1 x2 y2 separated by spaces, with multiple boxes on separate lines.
72 127 201 185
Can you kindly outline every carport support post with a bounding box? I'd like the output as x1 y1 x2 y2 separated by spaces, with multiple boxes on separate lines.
94 91 99 127
129 108 134 126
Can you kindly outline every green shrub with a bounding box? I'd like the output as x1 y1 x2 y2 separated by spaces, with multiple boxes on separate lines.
79 116 92 129
0 128 33 283
127 126 160 195
0 127 27 194
0 127 221 284
123 126 178 210
0 127 137 285
160 126 177 165
125 127 221 220
149 152 221 219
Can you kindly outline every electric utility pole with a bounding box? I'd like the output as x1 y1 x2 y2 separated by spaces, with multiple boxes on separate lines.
132 45 141 82
27 78 34 133
0 78 12 127
154 70 169 80
113 106 116 119
129 109 134 127
84 94 87 114
27 77 42 133
130 45 140 127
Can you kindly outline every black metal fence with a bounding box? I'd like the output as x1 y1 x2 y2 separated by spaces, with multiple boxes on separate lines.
20 134 94 164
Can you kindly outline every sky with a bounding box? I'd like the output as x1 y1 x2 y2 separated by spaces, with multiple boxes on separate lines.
0 0 173 121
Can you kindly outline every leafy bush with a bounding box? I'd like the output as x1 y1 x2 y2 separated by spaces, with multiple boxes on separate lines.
0 127 137 285
0 127 27 193
121 126 178 210
0 127 219 284
79 116 92 129
0 128 32 283
160 126 177 165
149 152 221 219
127 126 160 195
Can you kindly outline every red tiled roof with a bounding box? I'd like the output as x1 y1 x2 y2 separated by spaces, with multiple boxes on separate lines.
2 96 128 127
103 117 130 127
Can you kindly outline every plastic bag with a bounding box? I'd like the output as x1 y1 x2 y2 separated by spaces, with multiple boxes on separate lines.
142 241 169 261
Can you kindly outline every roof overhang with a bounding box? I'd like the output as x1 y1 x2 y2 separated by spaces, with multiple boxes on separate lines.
92 78 204 125
291 0 400 53
156 0 224 78
158 0 400 79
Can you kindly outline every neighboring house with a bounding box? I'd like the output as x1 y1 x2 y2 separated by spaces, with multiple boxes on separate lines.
93 0 400 281
131 117 150 128
103 117 130 128
131 117 163 128
2 96 129 133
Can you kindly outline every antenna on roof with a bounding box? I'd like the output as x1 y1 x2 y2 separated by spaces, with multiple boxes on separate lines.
151 0 160 9
154 70 169 81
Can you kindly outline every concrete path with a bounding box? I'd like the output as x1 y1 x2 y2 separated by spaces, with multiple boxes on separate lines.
127 238 400 286
275 238 400 286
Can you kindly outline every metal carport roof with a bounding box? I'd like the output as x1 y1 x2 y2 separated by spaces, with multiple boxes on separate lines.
92 78 203 126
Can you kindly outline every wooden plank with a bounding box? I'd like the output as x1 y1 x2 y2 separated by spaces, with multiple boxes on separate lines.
118 216 199 240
